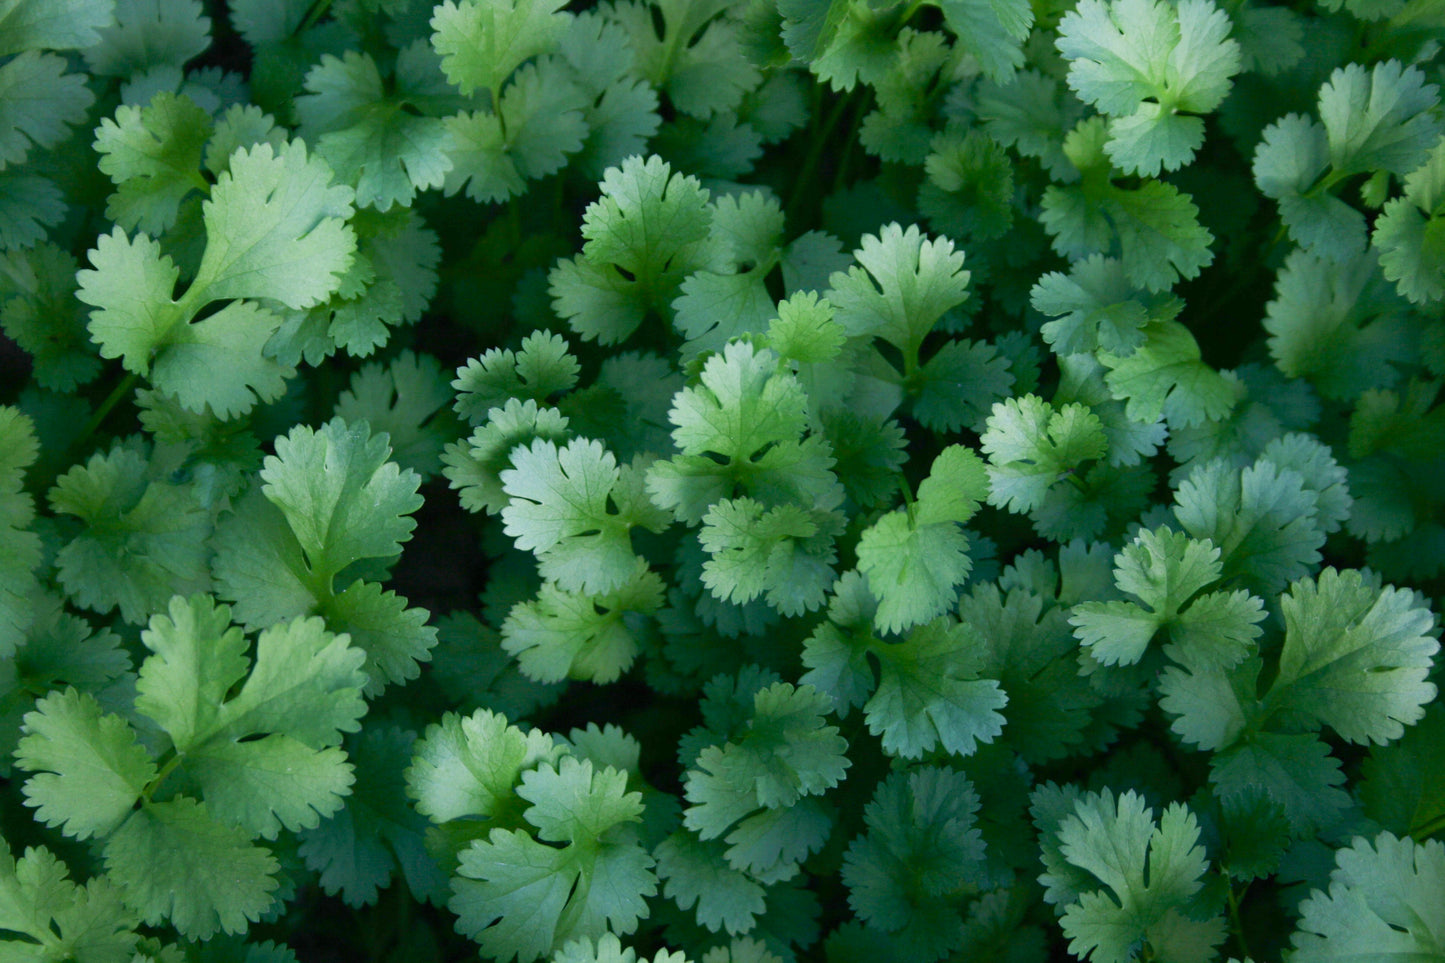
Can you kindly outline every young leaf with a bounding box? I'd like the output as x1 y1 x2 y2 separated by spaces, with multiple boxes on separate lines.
1056 0 1240 176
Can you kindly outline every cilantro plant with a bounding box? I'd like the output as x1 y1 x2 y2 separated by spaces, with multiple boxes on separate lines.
1 0 1444 961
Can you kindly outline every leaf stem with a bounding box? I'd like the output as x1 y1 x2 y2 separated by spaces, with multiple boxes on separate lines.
1226 879 1252 960
1412 812 1445 841
299 0 334 32
142 751 184 803
786 92 856 214
74 371 139 448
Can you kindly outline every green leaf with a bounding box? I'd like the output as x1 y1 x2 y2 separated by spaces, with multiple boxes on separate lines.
841 766 984 957
982 395 1106 513
500 562 665 683
857 445 987 633
298 725 450 908
611 0 760 118
1209 732 1350 835
961 584 1103 764
1031 255 1178 357
103 796 278 939
406 707 561 824
935 0 1032 82
647 341 839 525
864 618 1007 760
0 0 116 56
452 757 655 962
0 243 103 391
48 445 211 624
1374 135 1445 304
1049 790 1226 963
683 682 848 839
430 0 570 100
15 689 156 841
1318 60 1443 177
1267 568 1438 746
827 222 970 355
442 61 587 204
0 406 40 655
698 497 835 616
93 91 211 235
0 840 140 963
1291 833 1445 962
191 140 356 308
1070 527 1264 668
1171 454 1324 596
261 418 423 582
1056 0 1240 176
0 51 96 170
296 46 456 211
134 596 367 837
550 155 714 344
655 831 765 934
83 0 211 77
1263 246 1413 401
501 438 663 596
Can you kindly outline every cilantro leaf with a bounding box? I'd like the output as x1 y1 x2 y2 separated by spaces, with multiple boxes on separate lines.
442 60 588 204
1071 527 1264 668
1373 135 1445 304
1291 833 1445 962
296 45 457 211
0 840 140 963
48 444 211 624
0 51 96 171
0 0 116 55
501 561 665 683
550 155 714 344
698 497 836 617
133 596 367 838
611 0 760 119
935 0 1032 82
1171 453 1325 596
1057 0 1240 176
682 682 848 844
261 418 422 583
103 796 279 939
863 618 1008 759
15 688 156 841
0 406 40 654
501 438 667 595
1046 790 1226 963
85 0 210 77
214 419 434 692
647 341 840 525
841 766 985 959
0 243 104 391
451 756 656 962
1263 246 1413 401
555 933 689 963
430 0 570 102
961 584 1103 764
93 91 211 235
191 140 356 308
406 708 561 826
1268 568 1438 746
1042 119 1216 290
982 395 1106 514
655 831 766 934
1032 255 1179 357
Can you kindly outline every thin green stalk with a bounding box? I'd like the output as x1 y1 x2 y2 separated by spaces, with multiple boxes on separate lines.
74 371 139 448
299 0 334 32
1226 880 1252 961
786 92 856 213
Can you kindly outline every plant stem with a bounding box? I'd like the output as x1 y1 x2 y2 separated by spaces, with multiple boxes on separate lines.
299 0 333 32
786 92 856 214
75 371 139 448
1226 880 1252 961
